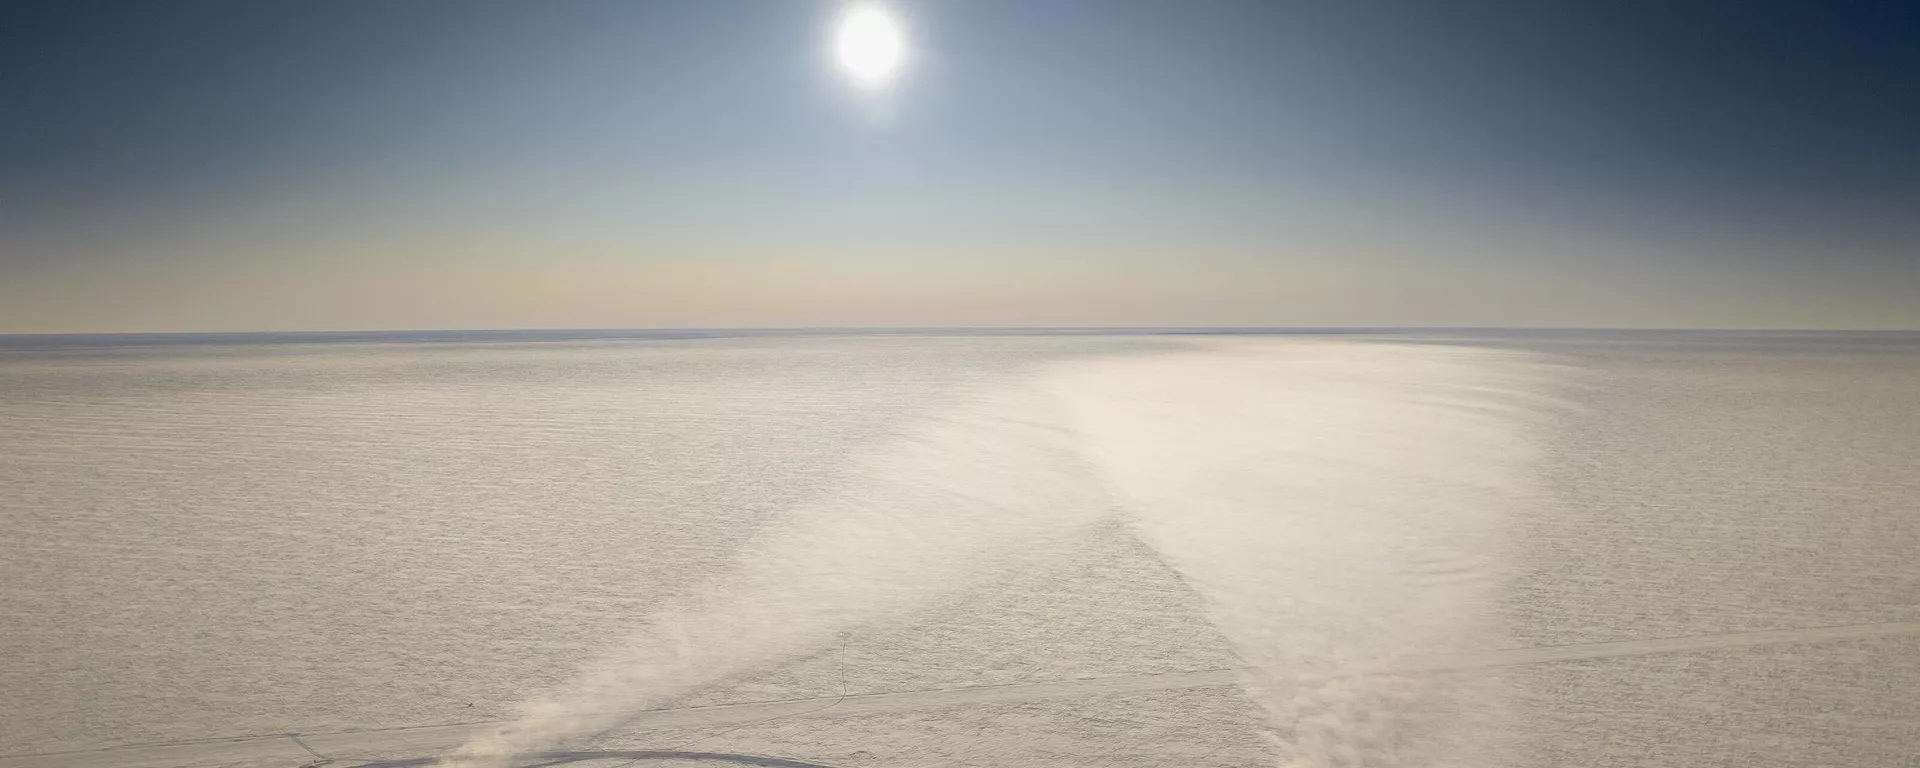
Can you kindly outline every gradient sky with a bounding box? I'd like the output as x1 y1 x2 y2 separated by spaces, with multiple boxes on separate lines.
3 0 1917 332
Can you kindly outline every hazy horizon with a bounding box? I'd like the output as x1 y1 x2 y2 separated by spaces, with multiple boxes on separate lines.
10 325 1920 341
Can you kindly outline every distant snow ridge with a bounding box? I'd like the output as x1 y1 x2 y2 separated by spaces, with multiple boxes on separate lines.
442 340 1559 768
1049 341 1560 768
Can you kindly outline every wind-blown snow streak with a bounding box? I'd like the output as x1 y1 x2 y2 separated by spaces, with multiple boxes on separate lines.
444 341 1558 768
1048 341 1560 768
439 379 1111 767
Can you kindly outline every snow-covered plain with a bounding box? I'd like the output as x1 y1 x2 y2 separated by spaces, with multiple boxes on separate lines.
4 333 1917 768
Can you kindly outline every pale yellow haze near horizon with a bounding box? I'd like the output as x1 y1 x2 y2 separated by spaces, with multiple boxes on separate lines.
4 234 1918 333
4 3 1919 335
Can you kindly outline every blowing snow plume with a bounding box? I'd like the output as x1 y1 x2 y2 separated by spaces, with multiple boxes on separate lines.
1048 341 1562 768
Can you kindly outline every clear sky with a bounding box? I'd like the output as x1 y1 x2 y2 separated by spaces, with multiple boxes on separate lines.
3 0 1917 332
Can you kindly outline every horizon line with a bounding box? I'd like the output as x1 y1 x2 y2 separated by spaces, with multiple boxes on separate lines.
5 325 1920 341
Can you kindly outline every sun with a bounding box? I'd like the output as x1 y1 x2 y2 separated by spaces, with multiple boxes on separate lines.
836 5 905 86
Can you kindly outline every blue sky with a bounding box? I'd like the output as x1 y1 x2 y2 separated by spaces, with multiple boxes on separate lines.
3 0 1916 331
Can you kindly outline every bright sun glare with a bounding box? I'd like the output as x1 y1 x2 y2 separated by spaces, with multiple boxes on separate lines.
837 5 904 85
